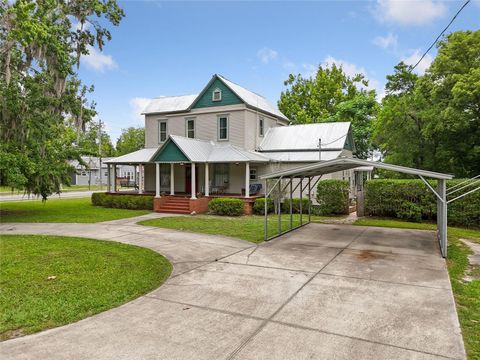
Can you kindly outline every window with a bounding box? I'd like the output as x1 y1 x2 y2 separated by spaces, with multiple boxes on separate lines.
218 115 228 140
214 164 229 187
158 120 167 142
81 171 87 176
259 117 264 137
212 88 222 102
186 118 195 138
249 168 257 181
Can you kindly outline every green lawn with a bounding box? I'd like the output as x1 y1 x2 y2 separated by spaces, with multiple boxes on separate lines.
0 185 103 195
0 197 150 223
354 217 480 359
0 235 172 341
139 214 330 243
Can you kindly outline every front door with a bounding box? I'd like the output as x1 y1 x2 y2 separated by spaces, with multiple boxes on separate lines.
185 165 198 195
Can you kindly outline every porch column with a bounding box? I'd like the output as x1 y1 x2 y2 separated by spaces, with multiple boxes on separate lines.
205 163 209 197
170 163 175 195
245 162 250 197
191 162 197 199
113 164 117 193
107 164 111 192
138 164 143 194
155 163 160 197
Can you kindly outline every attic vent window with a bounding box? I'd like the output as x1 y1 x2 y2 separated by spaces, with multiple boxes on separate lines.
212 89 222 102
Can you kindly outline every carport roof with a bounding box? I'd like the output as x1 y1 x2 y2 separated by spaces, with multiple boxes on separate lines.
260 157 454 180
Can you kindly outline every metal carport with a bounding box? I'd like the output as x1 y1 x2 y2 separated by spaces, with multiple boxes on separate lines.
260 157 454 258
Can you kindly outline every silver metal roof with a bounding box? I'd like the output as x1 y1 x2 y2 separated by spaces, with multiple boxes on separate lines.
156 135 270 163
104 148 157 164
260 158 454 180
142 94 197 115
258 122 351 151
217 75 289 121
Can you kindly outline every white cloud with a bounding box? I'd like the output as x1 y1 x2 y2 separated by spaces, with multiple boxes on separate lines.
401 49 433 74
129 97 151 124
257 47 278 64
373 0 447 25
372 33 398 50
81 45 117 72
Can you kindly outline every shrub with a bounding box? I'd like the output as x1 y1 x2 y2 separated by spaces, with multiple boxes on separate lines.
281 198 311 214
91 193 153 210
253 197 274 215
316 180 349 215
208 198 244 216
364 179 480 226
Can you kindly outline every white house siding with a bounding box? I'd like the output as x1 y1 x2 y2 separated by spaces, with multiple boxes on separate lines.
244 109 287 151
144 104 247 149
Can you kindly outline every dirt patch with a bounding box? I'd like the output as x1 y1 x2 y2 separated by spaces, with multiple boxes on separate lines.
1 328 26 341
461 238 480 282
355 250 387 261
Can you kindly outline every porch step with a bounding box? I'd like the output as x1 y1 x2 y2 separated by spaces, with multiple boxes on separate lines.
156 196 192 214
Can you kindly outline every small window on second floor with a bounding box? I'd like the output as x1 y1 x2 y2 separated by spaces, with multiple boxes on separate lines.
158 120 167 143
218 115 228 140
186 118 195 138
259 117 264 136
212 88 222 102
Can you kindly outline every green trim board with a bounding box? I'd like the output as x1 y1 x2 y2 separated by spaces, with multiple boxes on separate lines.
192 77 243 109
152 139 189 162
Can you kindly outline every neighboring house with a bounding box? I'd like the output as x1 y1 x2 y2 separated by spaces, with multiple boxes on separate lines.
70 156 136 187
105 74 358 213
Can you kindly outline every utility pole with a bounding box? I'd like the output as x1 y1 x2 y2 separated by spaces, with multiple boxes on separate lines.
98 119 103 191
318 138 322 160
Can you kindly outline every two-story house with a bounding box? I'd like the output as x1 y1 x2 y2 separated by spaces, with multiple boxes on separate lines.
105 74 356 214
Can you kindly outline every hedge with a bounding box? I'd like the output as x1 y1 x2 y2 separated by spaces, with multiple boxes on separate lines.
253 198 274 215
364 179 480 226
316 180 349 215
281 198 311 214
91 193 154 210
208 198 244 216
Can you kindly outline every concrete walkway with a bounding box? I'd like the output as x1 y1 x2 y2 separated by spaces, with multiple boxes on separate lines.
0 220 465 360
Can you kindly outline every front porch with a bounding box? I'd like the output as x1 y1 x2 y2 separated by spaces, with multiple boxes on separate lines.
104 161 263 215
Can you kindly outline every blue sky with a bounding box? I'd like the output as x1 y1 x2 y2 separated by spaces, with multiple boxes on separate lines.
77 0 480 142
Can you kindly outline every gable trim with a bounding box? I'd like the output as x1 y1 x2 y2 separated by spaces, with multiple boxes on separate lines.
150 137 190 162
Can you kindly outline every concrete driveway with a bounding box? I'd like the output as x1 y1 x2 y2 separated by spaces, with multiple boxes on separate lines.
0 220 465 360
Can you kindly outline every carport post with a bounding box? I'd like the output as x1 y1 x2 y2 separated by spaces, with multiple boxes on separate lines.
278 179 281 235
299 177 303 225
308 177 312 223
437 179 448 258
264 179 268 241
289 177 293 229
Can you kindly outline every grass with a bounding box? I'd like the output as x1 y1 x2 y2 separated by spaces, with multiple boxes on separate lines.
0 197 150 223
0 234 172 341
0 185 104 195
353 217 480 359
139 214 332 243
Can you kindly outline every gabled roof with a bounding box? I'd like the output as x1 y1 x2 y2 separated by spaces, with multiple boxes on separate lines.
151 135 271 163
214 75 289 121
104 148 157 164
140 74 289 121
258 122 353 152
141 94 197 115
